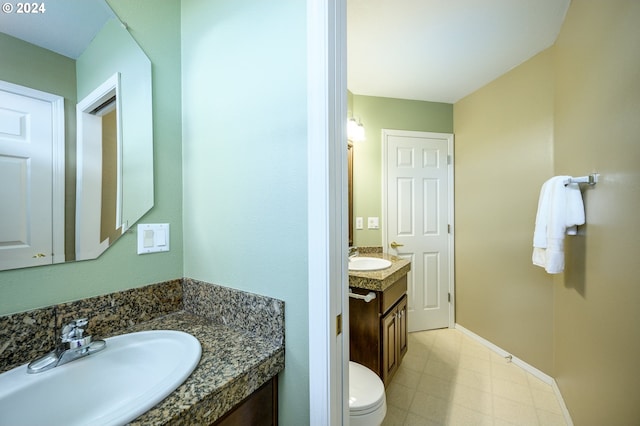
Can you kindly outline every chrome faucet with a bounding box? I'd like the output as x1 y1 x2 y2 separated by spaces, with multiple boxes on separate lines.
27 318 106 374
348 246 359 259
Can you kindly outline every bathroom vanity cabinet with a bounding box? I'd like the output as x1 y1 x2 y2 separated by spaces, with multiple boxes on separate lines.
349 273 409 386
213 377 278 426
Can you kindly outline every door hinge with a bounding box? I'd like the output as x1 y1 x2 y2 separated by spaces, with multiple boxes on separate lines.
447 155 452 165
336 313 342 336
448 293 451 303
448 224 451 234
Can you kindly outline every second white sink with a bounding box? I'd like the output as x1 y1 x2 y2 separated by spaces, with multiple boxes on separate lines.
0 329 201 426
349 257 392 271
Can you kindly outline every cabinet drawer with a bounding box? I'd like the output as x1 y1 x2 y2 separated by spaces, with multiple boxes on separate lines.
381 275 407 315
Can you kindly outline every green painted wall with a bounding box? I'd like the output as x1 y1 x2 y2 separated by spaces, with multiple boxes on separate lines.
0 32 76 97
350 94 453 246
180 0 308 424
0 0 183 315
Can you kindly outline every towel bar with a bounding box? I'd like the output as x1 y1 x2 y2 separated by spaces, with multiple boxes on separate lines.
566 174 598 185
348 289 377 303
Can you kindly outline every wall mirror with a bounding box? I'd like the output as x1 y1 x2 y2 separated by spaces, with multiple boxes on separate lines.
0 0 154 270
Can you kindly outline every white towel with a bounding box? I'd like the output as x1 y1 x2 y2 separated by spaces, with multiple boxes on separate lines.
532 176 585 274
565 182 585 235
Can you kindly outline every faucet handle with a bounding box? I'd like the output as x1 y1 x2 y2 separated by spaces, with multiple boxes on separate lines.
61 318 89 341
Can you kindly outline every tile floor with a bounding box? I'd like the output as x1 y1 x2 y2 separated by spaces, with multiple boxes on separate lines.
382 328 568 426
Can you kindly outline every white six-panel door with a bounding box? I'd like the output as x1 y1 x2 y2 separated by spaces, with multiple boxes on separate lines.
0 81 64 270
383 129 454 332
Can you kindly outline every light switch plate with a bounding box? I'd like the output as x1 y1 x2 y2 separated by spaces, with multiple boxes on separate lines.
137 223 170 254
368 217 379 229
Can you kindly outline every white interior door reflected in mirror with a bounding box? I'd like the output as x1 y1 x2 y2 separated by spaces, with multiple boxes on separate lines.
76 74 122 261
0 81 65 270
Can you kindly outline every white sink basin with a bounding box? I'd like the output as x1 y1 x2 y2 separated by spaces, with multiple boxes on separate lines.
349 256 392 271
0 330 201 426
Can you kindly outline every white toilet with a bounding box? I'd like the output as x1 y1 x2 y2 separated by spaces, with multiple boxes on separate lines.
349 361 387 426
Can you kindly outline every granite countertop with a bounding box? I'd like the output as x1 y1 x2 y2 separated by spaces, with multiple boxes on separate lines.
0 280 283 426
348 253 411 292
121 311 284 425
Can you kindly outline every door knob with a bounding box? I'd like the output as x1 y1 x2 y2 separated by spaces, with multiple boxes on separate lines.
390 241 404 249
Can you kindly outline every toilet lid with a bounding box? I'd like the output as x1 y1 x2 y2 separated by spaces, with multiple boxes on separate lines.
349 362 385 414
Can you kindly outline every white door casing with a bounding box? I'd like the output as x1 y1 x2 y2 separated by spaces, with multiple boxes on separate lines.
383 130 454 332
307 0 348 424
0 81 64 270
76 73 121 261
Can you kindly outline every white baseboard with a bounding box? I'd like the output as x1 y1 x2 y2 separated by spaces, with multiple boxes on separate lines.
549 379 574 426
454 323 573 426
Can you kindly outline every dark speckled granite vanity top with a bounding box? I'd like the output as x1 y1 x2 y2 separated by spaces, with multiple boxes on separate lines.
0 278 284 426
124 311 284 425
348 252 411 292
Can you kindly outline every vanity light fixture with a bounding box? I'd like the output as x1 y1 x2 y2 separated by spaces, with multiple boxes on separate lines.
347 117 366 142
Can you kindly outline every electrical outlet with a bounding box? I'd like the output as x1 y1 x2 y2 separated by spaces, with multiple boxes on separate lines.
356 217 363 230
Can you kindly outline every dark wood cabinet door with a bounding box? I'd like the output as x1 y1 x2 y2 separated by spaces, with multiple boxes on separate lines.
213 377 278 426
382 307 398 384
398 295 408 359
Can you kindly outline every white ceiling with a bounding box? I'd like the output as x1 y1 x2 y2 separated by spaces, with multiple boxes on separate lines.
0 0 114 59
347 0 570 104
2 0 569 103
